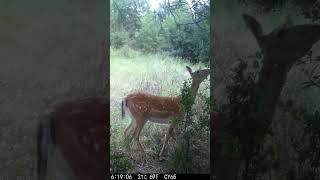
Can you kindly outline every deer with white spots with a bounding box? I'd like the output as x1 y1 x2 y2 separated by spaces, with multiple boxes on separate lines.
36 97 107 180
121 66 210 158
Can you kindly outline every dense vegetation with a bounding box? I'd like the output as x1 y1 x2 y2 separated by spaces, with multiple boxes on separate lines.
111 0 209 63
239 0 320 20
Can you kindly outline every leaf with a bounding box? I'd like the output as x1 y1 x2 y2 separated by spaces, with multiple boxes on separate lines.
312 74 320 80
301 81 314 89
310 64 319 76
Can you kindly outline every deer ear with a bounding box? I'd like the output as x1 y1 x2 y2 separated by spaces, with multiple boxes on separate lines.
243 14 265 49
186 66 193 75
243 14 263 38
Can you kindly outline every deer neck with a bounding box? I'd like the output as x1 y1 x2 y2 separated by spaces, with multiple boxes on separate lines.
256 56 294 133
190 80 200 100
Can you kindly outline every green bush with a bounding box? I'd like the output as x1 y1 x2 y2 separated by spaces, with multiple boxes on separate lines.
168 80 210 173
111 30 130 49
111 0 210 64
215 58 277 179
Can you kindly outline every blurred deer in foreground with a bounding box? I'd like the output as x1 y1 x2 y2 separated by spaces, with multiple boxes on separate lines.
243 13 320 133
36 97 107 180
121 66 210 158
213 14 320 180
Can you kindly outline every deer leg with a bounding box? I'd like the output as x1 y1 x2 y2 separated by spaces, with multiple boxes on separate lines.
170 126 176 142
128 120 138 139
159 124 174 157
125 123 138 160
133 120 146 158
124 121 133 137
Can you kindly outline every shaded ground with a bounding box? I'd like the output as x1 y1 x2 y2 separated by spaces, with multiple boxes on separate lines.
0 0 106 178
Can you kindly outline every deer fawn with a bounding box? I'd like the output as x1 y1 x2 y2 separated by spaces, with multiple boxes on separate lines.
213 14 320 179
36 96 107 180
121 66 210 158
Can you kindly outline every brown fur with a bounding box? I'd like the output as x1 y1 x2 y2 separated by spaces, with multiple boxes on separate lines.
36 97 108 180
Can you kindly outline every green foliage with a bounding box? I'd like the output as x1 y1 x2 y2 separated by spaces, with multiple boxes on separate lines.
239 0 288 11
298 52 320 90
164 24 209 63
169 79 210 173
111 30 130 49
111 0 148 34
302 110 320 169
178 80 194 115
169 141 194 173
198 92 211 132
217 56 320 179
134 12 164 53
283 103 320 179
159 1 209 63
223 59 261 151
111 0 210 64
238 0 320 20
215 58 278 178
169 80 193 173
292 0 320 21
110 151 133 173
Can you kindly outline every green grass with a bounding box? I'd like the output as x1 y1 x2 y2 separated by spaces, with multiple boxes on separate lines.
110 47 210 173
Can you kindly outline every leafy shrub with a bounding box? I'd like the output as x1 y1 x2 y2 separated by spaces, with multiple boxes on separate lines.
282 102 320 179
111 30 130 49
169 79 210 173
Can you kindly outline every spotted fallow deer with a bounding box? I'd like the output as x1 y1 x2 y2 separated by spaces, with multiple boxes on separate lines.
121 66 210 158
36 96 107 180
